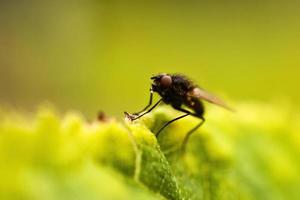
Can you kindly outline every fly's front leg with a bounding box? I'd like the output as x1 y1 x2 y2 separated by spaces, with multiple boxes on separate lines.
125 99 162 121
124 89 163 121
124 89 153 120
133 89 153 115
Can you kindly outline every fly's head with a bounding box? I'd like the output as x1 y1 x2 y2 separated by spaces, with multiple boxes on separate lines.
150 73 173 94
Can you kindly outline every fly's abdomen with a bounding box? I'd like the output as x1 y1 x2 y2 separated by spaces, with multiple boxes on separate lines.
186 98 205 117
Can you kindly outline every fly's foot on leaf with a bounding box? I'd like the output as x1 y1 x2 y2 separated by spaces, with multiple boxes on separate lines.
124 112 138 121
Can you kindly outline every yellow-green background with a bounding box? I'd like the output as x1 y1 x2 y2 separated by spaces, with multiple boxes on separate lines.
1 1 299 117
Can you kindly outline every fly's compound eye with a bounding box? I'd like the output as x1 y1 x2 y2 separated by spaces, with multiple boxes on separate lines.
160 75 172 87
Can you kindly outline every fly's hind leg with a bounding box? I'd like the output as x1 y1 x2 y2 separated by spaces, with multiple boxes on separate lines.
156 113 190 137
174 107 205 152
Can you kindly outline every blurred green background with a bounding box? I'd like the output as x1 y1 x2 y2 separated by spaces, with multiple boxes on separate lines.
1 0 300 117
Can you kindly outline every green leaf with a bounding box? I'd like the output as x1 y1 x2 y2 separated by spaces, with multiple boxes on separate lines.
0 102 300 200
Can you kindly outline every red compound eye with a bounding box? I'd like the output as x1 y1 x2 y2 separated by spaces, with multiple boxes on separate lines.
160 75 172 87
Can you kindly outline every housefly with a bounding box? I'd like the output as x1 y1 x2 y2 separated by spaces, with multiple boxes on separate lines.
125 73 232 151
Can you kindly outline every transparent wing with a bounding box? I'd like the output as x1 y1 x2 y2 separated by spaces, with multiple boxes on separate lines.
189 87 234 111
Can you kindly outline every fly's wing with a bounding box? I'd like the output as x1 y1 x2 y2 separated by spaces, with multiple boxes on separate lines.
189 87 234 111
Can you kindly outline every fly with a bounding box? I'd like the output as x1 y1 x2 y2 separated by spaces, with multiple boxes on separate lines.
125 73 232 151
